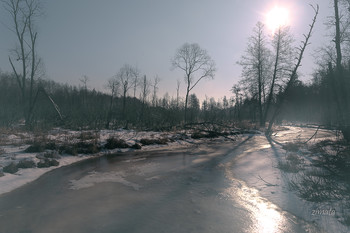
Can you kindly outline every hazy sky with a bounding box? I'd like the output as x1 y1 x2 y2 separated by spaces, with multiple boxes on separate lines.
0 0 334 101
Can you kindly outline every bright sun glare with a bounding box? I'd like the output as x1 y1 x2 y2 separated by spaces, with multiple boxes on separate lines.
265 6 290 33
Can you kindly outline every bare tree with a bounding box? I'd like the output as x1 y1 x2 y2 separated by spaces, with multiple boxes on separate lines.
3 0 42 126
334 0 343 69
151 75 160 107
105 77 120 128
80 75 89 90
132 68 140 98
172 43 216 123
176 79 181 109
238 22 271 127
115 64 139 119
79 75 89 106
263 26 294 125
231 84 242 121
328 0 350 139
140 75 150 105
266 4 319 135
139 75 150 121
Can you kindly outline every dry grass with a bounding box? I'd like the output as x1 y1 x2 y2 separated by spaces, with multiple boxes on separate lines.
140 138 168 145
289 170 347 202
78 131 99 141
286 139 350 207
0 148 5 155
277 153 304 173
105 137 129 149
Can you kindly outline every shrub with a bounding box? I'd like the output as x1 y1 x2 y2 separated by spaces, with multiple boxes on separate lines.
25 140 60 153
37 158 59 168
59 141 100 155
25 142 45 153
131 143 142 149
140 138 168 145
75 142 100 154
105 137 129 149
0 148 5 155
277 161 300 173
59 144 77 156
282 142 303 152
289 172 344 202
44 151 61 159
17 159 36 169
3 162 18 174
191 132 207 139
286 153 303 164
78 131 98 140
45 141 58 150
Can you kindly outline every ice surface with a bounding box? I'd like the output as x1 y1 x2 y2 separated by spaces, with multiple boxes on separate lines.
231 126 347 233
69 171 141 191
0 128 197 195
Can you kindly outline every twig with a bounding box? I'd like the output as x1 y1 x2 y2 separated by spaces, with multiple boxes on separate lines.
222 135 236 142
303 125 320 144
256 175 278 186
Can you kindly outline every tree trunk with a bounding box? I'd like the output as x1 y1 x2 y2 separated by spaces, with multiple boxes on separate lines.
184 86 190 124
122 90 127 120
264 30 281 127
334 0 342 70
266 5 318 136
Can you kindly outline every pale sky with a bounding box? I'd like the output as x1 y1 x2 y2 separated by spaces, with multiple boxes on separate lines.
0 0 334 102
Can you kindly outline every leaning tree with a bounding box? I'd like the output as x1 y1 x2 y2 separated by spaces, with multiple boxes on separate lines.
266 5 319 136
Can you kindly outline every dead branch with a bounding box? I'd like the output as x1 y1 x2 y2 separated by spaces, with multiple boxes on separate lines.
303 125 320 144
256 175 278 186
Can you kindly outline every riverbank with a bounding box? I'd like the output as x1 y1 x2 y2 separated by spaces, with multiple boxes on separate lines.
231 126 349 233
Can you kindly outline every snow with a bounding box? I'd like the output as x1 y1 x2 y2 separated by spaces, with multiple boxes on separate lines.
0 154 89 195
1 125 347 231
0 128 200 196
230 126 349 233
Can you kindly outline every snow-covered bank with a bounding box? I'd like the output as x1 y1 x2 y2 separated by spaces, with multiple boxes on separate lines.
231 126 349 233
0 128 204 196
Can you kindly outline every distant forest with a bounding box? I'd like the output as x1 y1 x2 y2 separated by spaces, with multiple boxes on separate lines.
0 66 347 131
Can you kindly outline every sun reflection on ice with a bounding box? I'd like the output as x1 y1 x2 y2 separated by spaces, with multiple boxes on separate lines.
224 166 287 232
239 186 285 233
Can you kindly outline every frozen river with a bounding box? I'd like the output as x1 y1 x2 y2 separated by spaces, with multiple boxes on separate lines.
0 133 323 233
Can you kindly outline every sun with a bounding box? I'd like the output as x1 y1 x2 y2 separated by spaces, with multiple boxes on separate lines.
265 6 290 33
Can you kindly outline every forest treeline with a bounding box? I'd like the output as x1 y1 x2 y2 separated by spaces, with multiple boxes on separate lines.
0 66 347 131
1 0 350 140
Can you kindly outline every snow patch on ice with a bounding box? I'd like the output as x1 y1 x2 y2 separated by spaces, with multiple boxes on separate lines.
69 171 141 191
0 127 228 196
0 155 89 195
